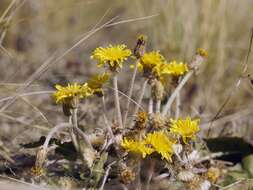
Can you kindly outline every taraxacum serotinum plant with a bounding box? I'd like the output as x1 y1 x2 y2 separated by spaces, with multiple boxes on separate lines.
29 35 214 190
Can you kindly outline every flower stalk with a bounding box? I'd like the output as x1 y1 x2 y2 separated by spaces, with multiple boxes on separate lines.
123 59 139 128
71 107 81 152
155 100 161 113
148 97 153 114
43 123 72 151
175 92 181 119
162 70 194 116
69 115 79 152
133 79 148 117
113 75 123 128
102 96 114 138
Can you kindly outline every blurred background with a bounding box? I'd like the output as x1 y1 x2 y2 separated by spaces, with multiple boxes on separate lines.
0 0 253 151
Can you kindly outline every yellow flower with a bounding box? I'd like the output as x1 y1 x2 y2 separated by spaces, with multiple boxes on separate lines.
121 138 154 158
139 51 165 75
91 44 132 71
87 73 110 89
160 61 189 76
54 83 93 104
197 48 208 58
145 131 175 161
170 117 200 144
87 73 110 96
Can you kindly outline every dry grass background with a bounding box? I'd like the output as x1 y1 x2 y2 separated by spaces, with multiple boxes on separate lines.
0 0 253 188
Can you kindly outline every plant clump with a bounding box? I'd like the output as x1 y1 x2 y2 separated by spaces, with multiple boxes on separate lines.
25 35 218 190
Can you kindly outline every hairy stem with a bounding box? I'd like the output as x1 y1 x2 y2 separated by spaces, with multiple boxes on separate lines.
102 96 114 138
145 160 155 190
133 79 148 116
162 71 193 116
155 100 161 113
72 108 81 152
175 93 180 119
73 126 93 150
123 59 139 128
113 75 123 128
69 114 79 152
148 97 153 114
43 123 72 150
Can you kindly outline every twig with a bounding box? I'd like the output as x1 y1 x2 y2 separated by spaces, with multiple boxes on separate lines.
0 0 16 22
162 71 194 116
106 14 159 27
0 44 13 58
0 0 26 44
113 75 123 128
0 90 54 103
20 97 52 127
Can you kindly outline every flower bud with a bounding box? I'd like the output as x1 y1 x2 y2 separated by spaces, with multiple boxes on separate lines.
151 79 164 101
133 34 147 59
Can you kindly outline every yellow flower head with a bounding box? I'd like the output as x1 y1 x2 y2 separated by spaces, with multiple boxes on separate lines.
197 48 208 58
87 73 110 96
160 61 189 76
170 116 200 144
139 51 165 76
145 131 175 161
91 44 132 71
54 83 93 104
121 138 154 158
